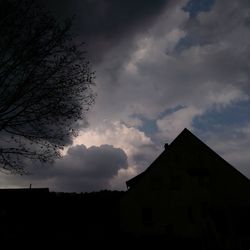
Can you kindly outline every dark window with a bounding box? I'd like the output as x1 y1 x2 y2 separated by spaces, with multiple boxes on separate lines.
187 167 210 188
211 210 228 236
187 206 194 223
198 176 210 187
163 223 174 236
175 154 181 164
141 207 153 226
201 202 208 218
151 176 162 191
170 176 182 190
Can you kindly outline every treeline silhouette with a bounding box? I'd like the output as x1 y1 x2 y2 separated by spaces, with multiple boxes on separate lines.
1 187 250 249
0 189 124 245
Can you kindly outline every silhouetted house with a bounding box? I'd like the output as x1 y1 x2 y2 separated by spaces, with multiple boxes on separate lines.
120 128 250 248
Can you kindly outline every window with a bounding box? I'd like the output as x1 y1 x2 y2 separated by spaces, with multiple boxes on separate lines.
151 176 162 191
187 206 194 223
201 202 209 218
170 176 182 190
198 176 210 187
141 207 153 226
187 167 210 188
163 223 174 235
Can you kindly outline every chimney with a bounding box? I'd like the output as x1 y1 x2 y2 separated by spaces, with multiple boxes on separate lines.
164 143 168 150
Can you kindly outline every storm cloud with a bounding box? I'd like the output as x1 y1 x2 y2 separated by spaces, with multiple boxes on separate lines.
2 0 250 191
0 144 128 192
42 0 169 62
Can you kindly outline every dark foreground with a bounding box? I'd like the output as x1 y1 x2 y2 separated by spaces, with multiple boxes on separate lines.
0 188 249 249
0 189 122 243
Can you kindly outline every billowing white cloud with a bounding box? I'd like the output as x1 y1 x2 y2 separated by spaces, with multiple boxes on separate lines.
74 121 153 156
204 124 250 178
74 121 160 188
156 106 202 140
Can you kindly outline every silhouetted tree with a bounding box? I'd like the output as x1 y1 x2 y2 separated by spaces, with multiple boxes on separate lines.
0 0 95 173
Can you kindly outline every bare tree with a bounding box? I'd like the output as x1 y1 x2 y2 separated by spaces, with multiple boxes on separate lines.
0 0 95 173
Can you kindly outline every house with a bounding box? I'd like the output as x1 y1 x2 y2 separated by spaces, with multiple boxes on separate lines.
120 128 250 248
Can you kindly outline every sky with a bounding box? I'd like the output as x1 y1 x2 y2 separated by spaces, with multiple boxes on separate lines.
1 0 250 192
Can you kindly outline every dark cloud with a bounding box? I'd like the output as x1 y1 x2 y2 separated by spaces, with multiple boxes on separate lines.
0 144 128 192
183 0 215 18
41 0 169 62
50 144 128 191
179 0 250 49
59 144 128 179
4 0 249 190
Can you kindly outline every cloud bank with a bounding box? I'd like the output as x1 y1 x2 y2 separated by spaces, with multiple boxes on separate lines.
0 144 128 192
2 0 250 191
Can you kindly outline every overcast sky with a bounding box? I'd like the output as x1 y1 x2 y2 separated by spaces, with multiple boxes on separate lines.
1 0 250 192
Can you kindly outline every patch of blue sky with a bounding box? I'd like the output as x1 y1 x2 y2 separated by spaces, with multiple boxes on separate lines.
132 105 184 137
137 117 158 137
183 0 215 18
193 100 250 134
173 0 216 54
173 36 198 54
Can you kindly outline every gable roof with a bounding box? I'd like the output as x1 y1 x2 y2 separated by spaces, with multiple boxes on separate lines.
126 128 249 189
